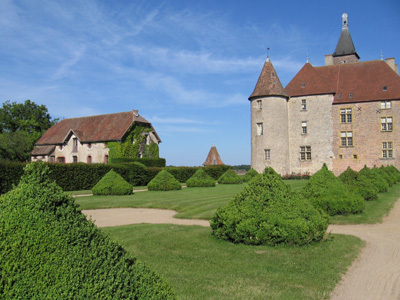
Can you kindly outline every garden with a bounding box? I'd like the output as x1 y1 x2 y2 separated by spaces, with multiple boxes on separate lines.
1 162 400 299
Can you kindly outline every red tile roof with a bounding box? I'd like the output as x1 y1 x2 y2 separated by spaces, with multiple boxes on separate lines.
203 145 224 166
285 60 400 104
249 58 289 100
36 111 161 145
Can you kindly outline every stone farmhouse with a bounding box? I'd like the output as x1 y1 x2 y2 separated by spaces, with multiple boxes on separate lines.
31 110 161 164
250 13 400 176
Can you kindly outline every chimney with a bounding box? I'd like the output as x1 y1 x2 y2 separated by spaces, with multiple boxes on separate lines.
385 58 398 74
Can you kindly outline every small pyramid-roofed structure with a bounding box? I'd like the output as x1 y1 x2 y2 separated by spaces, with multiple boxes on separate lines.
333 13 360 59
249 57 289 100
203 145 224 166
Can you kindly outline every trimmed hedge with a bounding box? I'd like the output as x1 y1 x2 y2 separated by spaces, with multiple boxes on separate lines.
147 170 181 191
0 161 25 194
0 163 175 299
338 167 378 201
374 166 395 187
218 169 242 184
241 168 259 182
359 165 389 193
301 164 365 216
384 165 400 182
210 167 328 246
186 168 216 187
110 157 166 167
92 169 133 195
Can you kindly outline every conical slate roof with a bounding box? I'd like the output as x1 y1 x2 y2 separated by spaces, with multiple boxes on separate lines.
248 57 289 100
203 145 224 166
333 13 360 59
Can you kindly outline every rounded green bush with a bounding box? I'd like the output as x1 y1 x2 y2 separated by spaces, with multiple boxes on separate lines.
302 164 365 216
241 168 259 182
210 167 328 246
0 162 175 299
186 168 216 187
359 165 389 192
375 166 395 186
384 165 400 182
92 169 133 195
218 169 242 184
147 169 182 191
338 167 378 201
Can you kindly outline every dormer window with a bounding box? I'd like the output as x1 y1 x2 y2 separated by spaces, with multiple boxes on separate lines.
301 83 306 88
382 86 387 91
349 93 353 98
337 94 342 99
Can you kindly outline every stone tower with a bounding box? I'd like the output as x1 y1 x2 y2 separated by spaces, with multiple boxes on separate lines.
203 144 224 166
248 57 290 174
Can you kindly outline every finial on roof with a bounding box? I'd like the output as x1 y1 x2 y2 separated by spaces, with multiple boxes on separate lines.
266 48 270 62
306 52 309 63
380 49 384 61
342 12 348 29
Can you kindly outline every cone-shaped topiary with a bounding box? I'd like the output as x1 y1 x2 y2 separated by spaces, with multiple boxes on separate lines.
210 167 329 246
0 162 175 299
92 169 133 195
147 169 182 191
359 165 389 192
384 165 400 182
241 168 259 182
338 167 378 201
186 168 216 187
301 164 365 216
374 166 395 186
217 169 242 184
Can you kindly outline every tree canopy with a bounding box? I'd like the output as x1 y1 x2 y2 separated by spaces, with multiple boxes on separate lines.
0 100 58 161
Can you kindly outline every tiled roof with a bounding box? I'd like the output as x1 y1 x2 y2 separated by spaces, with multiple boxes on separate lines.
31 145 55 156
249 58 289 100
36 111 161 145
203 145 224 166
333 25 359 58
285 60 400 104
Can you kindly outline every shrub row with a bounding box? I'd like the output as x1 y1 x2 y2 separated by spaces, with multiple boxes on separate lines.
92 170 133 195
0 161 231 193
0 163 175 299
110 157 166 167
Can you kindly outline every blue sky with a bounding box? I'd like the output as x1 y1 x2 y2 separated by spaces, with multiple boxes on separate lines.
1 0 399 166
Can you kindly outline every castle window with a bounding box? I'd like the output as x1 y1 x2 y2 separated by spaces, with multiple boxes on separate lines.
57 157 65 163
300 146 311 161
264 149 270 161
353 154 358 160
381 117 393 131
73 156 78 163
380 101 391 109
340 108 352 123
382 142 393 159
73 138 78 152
257 123 263 136
302 121 307 134
340 131 353 147
301 99 307 110
257 100 262 110
87 155 92 164
339 154 343 159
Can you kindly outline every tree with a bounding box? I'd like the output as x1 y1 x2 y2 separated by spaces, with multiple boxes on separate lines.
0 100 58 161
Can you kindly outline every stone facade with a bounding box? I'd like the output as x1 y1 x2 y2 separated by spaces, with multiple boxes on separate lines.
249 13 400 176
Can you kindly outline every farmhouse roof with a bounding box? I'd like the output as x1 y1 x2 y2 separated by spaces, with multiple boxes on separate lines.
249 57 289 100
31 145 55 156
203 145 224 166
285 60 400 104
36 110 161 145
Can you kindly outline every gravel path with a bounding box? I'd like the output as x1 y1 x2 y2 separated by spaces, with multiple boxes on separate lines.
82 198 400 299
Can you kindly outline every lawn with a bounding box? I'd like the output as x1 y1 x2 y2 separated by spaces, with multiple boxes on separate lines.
103 224 363 300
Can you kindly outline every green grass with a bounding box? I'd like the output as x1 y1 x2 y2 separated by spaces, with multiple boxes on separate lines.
284 179 308 191
76 184 247 219
330 183 400 224
103 224 363 300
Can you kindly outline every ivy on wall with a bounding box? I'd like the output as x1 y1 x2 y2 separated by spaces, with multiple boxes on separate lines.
107 124 159 162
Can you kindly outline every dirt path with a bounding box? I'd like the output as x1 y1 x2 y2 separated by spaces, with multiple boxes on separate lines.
328 198 400 300
82 208 210 227
82 198 400 299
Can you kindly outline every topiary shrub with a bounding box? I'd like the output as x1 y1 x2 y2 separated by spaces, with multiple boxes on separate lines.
241 168 259 182
186 168 216 187
92 169 133 195
338 167 378 201
384 165 400 182
359 165 389 193
375 166 395 186
210 168 328 246
0 162 175 299
301 164 365 216
147 169 181 191
218 169 242 184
